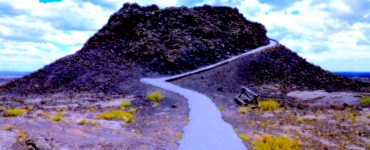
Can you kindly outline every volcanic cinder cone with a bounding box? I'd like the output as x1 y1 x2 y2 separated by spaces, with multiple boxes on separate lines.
1 3 368 96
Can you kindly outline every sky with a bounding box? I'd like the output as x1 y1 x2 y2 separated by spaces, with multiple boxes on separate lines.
0 0 369 72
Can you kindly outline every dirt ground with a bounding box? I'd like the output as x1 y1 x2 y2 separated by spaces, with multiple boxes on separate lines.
174 73 370 150
222 105 370 149
1 72 369 149
0 78 189 150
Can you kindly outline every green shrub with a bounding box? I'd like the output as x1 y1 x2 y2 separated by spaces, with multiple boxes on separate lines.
297 118 305 124
97 110 134 123
258 99 280 111
239 134 250 141
78 119 87 125
127 108 137 113
146 91 164 101
360 96 370 106
90 121 98 126
177 132 182 140
4 125 11 131
87 107 96 112
252 134 301 150
50 114 62 122
5 109 27 117
119 101 131 108
238 106 247 114
260 122 266 128
25 106 33 111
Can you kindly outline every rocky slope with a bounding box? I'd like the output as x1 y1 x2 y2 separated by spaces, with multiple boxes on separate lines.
172 44 370 149
238 45 369 92
0 3 269 95
174 44 369 100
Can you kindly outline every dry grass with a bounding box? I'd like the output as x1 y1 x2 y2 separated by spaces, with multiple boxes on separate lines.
4 125 12 131
50 114 63 122
127 108 137 113
4 109 27 117
177 132 182 140
152 102 160 108
146 91 164 101
258 99 280 111
90 121 98 126
135 129 142 134
97 110 134 123
119 101 131 108
238 106 247 114
252 134 301 150
296 118 305 124
360 96 370 106
16 130 26 142
87 107 96 112
78 119 87 125
25 106 33 111
239 134 250 141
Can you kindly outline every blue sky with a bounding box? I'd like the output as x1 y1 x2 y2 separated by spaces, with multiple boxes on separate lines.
0 0 369 72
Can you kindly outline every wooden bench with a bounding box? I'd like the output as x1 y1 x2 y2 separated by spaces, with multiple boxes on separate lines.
234 86 259 106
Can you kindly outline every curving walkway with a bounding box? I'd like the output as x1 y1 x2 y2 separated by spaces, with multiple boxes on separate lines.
140 40 277 150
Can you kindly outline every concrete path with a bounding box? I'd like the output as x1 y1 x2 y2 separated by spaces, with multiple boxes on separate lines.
141 40 277 150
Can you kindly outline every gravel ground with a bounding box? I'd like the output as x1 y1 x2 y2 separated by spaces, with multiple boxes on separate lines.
0 83 189 150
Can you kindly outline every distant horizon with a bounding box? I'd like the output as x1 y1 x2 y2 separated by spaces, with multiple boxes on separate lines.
1 70 370 74
1 68 370 73
1 71 370 81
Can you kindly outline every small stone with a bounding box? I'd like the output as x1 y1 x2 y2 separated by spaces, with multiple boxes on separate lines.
261 112 273 118
346 145 365 150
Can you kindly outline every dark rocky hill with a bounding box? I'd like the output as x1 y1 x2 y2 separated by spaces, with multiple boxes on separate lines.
0 3 269 95
174 45 369 98
237 45 369 92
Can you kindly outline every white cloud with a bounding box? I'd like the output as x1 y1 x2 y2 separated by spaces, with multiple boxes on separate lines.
329 1 352 13
0 0 183 71
0 0 120 71
0 38 72 71
0 24 11 36
0 0 369 72
41 30 94 45
232 0 370 71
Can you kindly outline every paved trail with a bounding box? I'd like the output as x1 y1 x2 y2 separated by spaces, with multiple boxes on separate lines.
141 40 277 150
